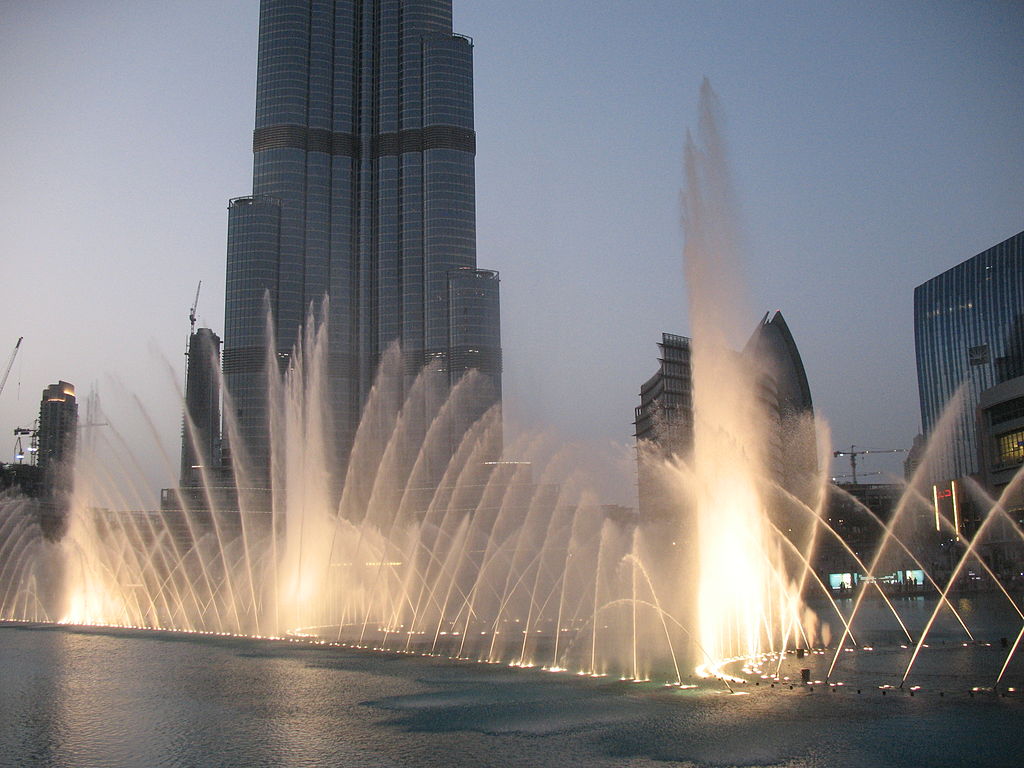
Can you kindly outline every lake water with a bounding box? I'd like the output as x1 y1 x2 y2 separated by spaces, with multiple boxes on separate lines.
1 622 1021 768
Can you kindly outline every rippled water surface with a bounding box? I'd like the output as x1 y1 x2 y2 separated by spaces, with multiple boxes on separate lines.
2 623 1021 768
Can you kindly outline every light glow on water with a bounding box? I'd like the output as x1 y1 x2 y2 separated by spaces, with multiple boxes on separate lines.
2 82 1023 696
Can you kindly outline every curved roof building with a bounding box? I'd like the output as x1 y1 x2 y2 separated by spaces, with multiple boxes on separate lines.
745 310 813 418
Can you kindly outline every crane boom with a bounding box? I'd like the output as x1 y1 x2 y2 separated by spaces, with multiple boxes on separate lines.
0 337 23 399
832 444 908 484
189 281 202 335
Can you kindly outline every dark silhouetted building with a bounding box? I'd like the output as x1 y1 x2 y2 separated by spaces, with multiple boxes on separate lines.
222 0 501 496
35 381 77 540
635 333 693 454
904 433 927 481
37 381 77 484
179 328 222 488
0 462 43 498
818 482 907 587
745 311 817 504
634 333 693 522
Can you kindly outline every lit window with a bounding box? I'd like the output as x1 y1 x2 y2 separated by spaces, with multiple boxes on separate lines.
996 429 1024 465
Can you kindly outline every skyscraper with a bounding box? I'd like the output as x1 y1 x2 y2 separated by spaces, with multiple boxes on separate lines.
37 382 77 514
179 328 222 489
37 381 77 482
223 1 501 492
914 230 1024 481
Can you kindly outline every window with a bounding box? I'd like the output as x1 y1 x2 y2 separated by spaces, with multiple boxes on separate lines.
996 429 1024 465
968 344 990 366
989 397 1024 426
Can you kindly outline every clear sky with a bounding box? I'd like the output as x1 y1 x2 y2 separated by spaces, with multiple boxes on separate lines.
1 1 1022 504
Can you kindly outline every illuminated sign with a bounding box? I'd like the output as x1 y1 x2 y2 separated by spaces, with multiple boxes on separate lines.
932 481 961 540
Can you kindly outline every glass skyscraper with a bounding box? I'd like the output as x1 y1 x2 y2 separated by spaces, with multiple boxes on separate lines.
914 230 1024 481
223 0 501 489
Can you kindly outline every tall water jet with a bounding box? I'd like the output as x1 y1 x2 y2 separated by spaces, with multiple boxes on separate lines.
4 71 1021 691
681 80 809 671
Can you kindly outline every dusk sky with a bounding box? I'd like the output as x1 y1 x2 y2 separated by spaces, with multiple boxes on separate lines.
1 0 1022 504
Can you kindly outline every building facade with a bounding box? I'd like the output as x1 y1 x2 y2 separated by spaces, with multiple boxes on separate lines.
634 333 693 522
976 376 1024 572
914 230 1024 481
37 381 77 482
745 311 817 503
223 0 501 492
179 328 222 489
977 376 1024 516
634 333 693 455
446 266 502 437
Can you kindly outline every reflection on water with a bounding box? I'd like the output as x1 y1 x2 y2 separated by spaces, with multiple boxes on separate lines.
814 592 1024 642
1 627 427 768
1 624 1022 768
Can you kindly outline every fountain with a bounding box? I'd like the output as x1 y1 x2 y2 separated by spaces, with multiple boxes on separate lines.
2 82 1022 693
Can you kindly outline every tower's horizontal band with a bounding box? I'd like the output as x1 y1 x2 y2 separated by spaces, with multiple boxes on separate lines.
253 124 475 157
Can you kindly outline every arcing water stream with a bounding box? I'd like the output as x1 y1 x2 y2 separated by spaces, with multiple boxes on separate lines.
2 83 1022 692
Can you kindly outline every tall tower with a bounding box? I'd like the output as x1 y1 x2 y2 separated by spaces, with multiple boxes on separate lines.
37 381 77 492
223 0 501 492
179 328 222 488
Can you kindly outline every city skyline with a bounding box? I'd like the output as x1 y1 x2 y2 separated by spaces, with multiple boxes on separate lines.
1 0 1022 505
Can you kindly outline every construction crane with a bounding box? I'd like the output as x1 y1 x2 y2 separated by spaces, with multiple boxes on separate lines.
832 445 908 484
189 281 202 335
0 337 23 399
830 471 883 484
12 425 36 464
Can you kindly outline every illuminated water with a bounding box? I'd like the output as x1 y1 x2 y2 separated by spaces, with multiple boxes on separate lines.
0 82 829 682
2 82 1023 694
2 622 1021 768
